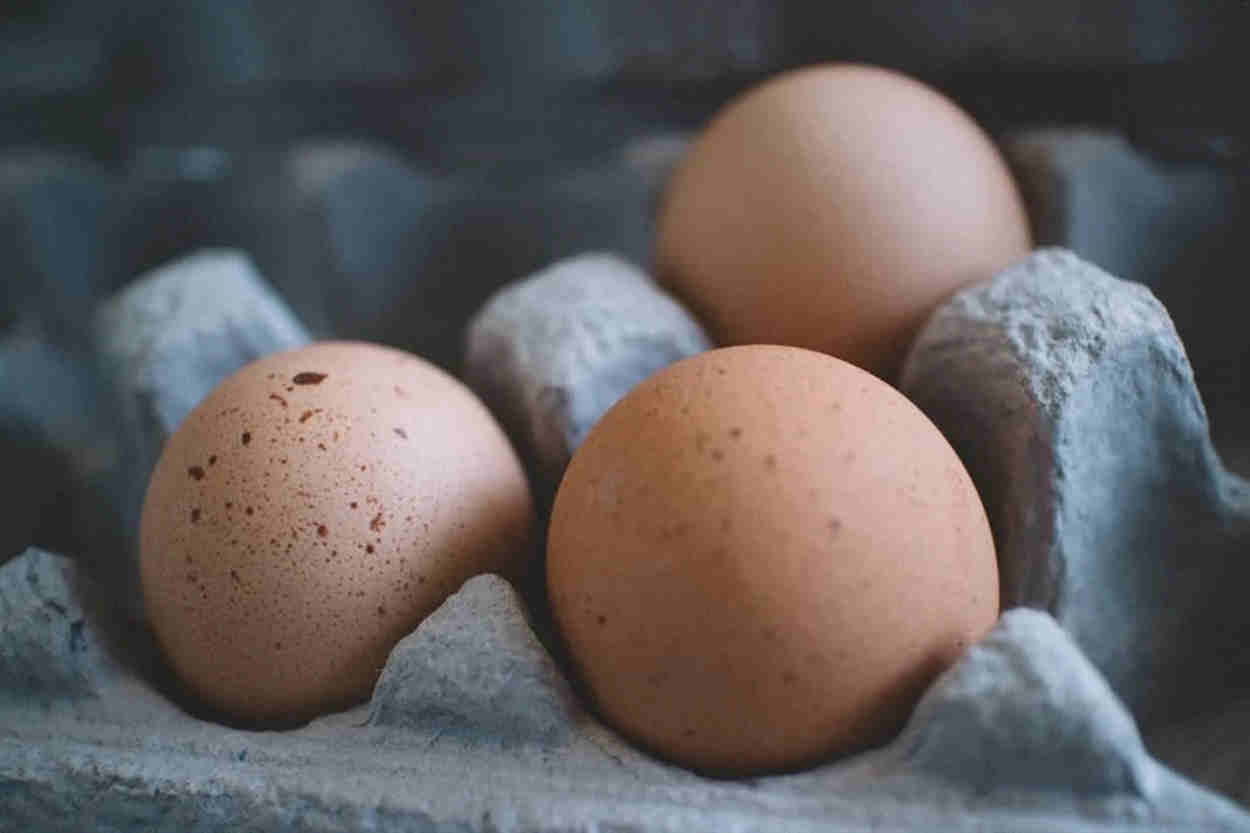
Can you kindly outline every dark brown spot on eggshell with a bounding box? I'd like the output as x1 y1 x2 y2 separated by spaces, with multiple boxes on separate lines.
293 372 327 385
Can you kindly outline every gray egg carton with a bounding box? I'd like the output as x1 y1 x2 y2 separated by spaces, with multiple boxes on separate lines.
3 130 1250 832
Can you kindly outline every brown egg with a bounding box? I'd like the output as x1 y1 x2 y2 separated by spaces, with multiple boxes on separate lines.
547 346 998 775
139 341 533 723
656 63 1031 381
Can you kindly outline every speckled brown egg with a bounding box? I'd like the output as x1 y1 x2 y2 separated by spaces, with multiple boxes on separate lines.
656 63 1031 381
547 345 998 775
139 341 533 723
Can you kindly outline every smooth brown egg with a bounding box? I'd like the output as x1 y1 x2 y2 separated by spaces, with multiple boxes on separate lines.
547 345 998 775
140 341 533 723
656 63 1031 381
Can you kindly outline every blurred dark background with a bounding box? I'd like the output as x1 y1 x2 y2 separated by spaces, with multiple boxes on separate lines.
3 1 1244 158
1 0 1246 369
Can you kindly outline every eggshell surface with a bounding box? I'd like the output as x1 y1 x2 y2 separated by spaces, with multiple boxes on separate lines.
140 341 533 723
547 345 998 774
656 63 1031 381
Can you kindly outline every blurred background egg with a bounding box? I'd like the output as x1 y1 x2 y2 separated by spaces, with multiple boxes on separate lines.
656 63 1032 381
547 345 999 774
139 341 533 724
